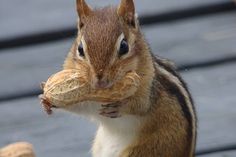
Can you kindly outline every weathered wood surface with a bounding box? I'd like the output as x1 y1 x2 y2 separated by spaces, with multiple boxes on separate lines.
145 12 236 67
1 63 236 157
0 39 70 97
0 98 96 157
182 63 236 151
200 151 236 157
0 0 227 39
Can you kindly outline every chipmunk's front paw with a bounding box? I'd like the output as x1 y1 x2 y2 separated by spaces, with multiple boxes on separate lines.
39 94 54 115
99 102 122 118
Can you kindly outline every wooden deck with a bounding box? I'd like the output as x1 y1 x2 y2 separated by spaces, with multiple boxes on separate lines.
1 0 236 156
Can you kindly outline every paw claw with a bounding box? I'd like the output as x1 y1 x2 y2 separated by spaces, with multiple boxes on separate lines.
100 102 122 118
39 94 53 115
101 102 121 108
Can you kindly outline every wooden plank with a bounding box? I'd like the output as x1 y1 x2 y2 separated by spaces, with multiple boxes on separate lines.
199 151 236 157
144 12 236 67
0 98 96 157
0 39 71 97
1 63 236 156
181 63 236 151
0 0 227 40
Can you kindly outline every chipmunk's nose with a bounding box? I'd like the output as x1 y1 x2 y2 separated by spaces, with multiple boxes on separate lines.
96 80 109 89
97 73 103 80
95 73 110 89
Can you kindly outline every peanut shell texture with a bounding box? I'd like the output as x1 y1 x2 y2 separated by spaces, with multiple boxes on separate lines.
0 142 35 157
43 69 140 107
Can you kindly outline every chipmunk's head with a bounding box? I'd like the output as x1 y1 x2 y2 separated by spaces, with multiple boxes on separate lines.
64 0 146 89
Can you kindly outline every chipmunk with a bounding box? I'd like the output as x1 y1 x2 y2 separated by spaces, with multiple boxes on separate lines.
40 0 197 156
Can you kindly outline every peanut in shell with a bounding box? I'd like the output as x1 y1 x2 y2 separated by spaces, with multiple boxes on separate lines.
43 69 140 107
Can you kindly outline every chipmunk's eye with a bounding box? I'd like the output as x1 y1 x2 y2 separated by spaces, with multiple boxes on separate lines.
78 42 85 57
119 39 129 57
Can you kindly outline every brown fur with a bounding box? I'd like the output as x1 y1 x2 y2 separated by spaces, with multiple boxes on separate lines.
119 63 195 157
64 0 197 157
118 0 136 27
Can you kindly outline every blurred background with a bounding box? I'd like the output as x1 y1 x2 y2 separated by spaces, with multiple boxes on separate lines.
0 0 236 157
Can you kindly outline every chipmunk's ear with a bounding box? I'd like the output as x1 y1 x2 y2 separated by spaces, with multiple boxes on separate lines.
76 0 92 28
117 0 136 28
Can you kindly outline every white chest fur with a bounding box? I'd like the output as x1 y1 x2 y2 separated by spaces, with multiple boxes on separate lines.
63 102 141 157
93 116 141 157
